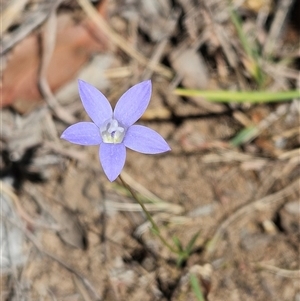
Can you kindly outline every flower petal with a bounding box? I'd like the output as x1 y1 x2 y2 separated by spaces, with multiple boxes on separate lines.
114 80 152 127
99 143 126 181
78 80 113 127
123 125 171 154
61 122 102 145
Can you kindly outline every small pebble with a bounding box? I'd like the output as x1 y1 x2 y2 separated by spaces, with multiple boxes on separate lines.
262 219 277 234
188 204 215 217
284 200 300 215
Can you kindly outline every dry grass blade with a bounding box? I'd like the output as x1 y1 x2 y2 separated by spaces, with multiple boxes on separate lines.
76 0 173 79
0 181 59 230
72 274 94 301
38 1 76 124
235 103 291 145
142 38 169 80
106 200 183 214
203 0 238 69
104 66 133 79
255 262 300 279
1 2 55 55
2 215 101 300
120 171 166 204
205 177 300 257
272 126 300 140
43 140 87 162
0 0 29 35
278 148 300 160
202 149 264 163
263 0 295 57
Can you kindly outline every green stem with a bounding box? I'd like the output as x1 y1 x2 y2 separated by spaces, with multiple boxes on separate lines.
174 89 299 103
118 175 179 254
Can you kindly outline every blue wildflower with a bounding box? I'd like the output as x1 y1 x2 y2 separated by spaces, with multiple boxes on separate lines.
61 80 171 181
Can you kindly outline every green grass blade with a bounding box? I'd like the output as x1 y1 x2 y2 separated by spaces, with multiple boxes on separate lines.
230 126 258 146
229 7 253 58
186 231 201 254
229 6 264 85
174 89 299 103
172 236 183 252
190 274 205 301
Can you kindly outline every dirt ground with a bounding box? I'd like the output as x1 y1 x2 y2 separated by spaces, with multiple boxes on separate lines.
1 0 300 300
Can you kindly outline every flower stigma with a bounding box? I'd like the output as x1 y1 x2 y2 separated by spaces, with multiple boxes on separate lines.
100 118 126 143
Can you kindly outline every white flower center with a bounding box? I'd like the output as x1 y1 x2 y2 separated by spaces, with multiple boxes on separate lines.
100 118 126 144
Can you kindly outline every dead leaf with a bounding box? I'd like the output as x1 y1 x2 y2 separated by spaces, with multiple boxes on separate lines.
0 1 108 109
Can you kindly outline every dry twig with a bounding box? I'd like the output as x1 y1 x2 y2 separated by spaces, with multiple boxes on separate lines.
263 0 295 57
0 0 29 35
1 1 56 55
0 181 60 231
255 262 300 279
38 0 76 124
205 178 299 257
2 214 101 300
76 0 173 79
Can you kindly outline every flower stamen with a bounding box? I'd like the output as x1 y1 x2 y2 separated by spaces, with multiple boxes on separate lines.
100 118 125 143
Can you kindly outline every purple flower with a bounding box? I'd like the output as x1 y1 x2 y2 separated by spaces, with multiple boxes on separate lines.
61 80 171 181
